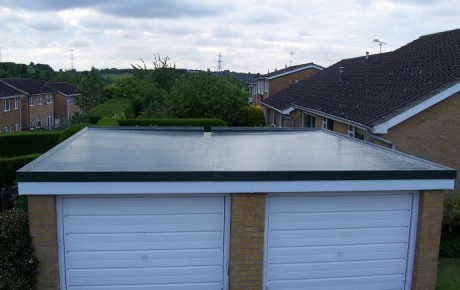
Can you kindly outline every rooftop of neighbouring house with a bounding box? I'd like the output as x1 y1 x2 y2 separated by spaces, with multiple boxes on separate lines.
17 127 456 183
0 78 55 95
0 82 23 98
260 62 324 79
262 28 460 127
46 82 79 96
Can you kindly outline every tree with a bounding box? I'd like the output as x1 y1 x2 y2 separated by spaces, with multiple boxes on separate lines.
167 71 249 125
77 67 104 112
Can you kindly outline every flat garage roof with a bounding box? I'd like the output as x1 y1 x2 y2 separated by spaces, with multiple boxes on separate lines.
17 127 456 183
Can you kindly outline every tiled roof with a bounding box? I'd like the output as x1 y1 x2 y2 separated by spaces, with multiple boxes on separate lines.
46 82 79 96
262 28 460 127
0 82 23 98
260 62 323 79
0 78 55 95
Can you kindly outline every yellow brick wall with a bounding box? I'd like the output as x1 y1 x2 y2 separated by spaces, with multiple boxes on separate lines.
28 195 60 290
381 92 460 189
268 68 320 97
230 193 265 290
412 191 445 290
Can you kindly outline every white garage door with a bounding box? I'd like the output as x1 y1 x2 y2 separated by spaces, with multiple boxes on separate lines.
59 195 228 290
264 192 418 290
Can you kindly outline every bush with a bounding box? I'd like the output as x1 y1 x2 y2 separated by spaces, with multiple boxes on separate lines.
440 231 460 258
0 154 40 188
0 132 61 158
96 118 119 127
245 105 266 127
0 210 38 289
117 118 227 132
443 192 460 233
58 123 92 143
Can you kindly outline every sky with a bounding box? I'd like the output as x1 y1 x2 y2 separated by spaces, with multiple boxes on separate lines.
0 0 458 73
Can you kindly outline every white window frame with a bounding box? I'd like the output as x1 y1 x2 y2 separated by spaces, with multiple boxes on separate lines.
322 117 333 130
29 96 34 106
3 99 11 112
38 95 43 105
15 123 19 132
14 97 19 110
348 125 366 141
36 118 42 128
67 96 72 106
46 93 53 104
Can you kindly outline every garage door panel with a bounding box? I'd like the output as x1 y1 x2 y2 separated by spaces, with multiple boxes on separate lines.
265 193 416 290
271 210 411 223
61 196 227 289
67 248 221 262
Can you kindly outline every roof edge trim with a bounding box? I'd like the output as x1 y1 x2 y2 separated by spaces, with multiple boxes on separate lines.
373 81 460 133
265 64 324 80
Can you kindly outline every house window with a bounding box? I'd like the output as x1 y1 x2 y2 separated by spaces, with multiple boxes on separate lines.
68 97 72 105
37 118 42 128
29 96 34 106
322 117 334 130
47 116 54 129
4 99 11 112
15 123 19 132
38 95 43 105
14 98 19 110
4 126 12 133
46 94 53 104
348 125 366 140
272 111 278 127
303 113 316 128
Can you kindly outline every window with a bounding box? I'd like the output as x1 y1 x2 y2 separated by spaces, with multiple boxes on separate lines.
38 95 43 105
29 96 34 106
302 113 316 128
322 117 334 130
37 118 42 128
348 125 366 140
3 99 11 112
68 97 72 105
273 111 278 127
15 123 19 132
4 126 12 133
14 98 19 110
46 94 53 104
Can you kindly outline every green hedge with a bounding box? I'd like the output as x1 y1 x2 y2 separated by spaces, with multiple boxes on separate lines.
440 192 460 258
85 99 134 121
0 209 38 289
58 123 92 143
0 132 61 158
0 154 40 188
117 118 227 132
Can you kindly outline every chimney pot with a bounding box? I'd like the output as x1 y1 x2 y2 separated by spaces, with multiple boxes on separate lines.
365 51 369 60
339 67 345 81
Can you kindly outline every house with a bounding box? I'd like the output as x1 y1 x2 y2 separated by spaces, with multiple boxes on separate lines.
18 127 455 290
46 82 81 127
1 78 56 130
0 82 23 132
262 28 460 189
249 62 323 106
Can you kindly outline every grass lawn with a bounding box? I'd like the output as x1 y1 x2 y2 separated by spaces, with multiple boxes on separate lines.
437 257 460 290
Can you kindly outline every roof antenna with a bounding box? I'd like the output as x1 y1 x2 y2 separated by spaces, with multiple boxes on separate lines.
289 52 294 67
373 39 387 54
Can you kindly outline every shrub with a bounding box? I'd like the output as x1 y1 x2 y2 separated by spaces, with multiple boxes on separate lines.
245 105 266 127
0 154 40 188
443 192 460 233
96 118 119 127
0 132 61 158
0 210 38 289
58 123 92 143
117 118 227 132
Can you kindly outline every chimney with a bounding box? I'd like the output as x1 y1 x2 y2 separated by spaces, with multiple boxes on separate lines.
365 51 369 60
339 67 344 81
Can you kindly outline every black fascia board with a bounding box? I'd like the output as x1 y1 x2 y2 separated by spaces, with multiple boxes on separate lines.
16 169 456 183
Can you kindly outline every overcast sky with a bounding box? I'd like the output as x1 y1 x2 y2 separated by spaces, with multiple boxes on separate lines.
0 0 458 73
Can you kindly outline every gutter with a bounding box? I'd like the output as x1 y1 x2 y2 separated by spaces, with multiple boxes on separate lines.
369 134 396 150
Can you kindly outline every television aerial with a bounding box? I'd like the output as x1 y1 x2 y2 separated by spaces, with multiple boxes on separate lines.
373 39 387 54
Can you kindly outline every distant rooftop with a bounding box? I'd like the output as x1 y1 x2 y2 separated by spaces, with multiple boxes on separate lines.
46 82 79 96
1 78 55 95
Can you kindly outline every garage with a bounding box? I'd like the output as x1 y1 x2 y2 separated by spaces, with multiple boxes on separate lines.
264 192 418 290
58 195 229 290
18 127 455 290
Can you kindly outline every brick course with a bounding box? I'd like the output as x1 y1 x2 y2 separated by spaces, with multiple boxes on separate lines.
28 195 60 290
229 193 265 290
412 191 445 290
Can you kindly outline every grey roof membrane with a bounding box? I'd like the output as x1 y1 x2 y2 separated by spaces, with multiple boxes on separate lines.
17 127 455 182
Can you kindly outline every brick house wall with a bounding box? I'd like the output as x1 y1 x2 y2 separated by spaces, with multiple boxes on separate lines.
0 97 21 132
28 94 55 130
378 92 460 189
53 93 68 120
28 191 445 290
